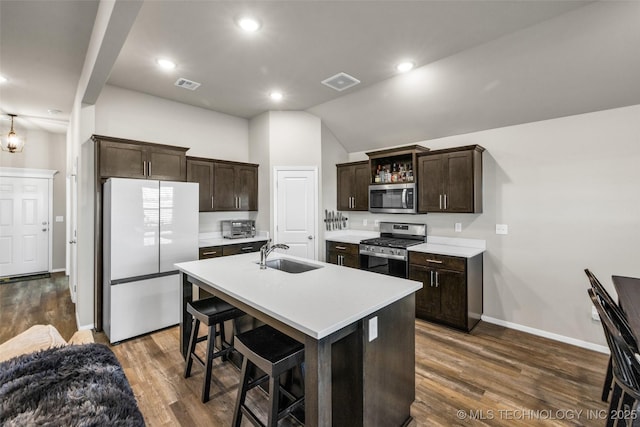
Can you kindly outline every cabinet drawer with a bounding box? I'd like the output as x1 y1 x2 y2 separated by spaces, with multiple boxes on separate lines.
409 252 465 272
199 246 223 259
326 241 359 256
222 241 267 256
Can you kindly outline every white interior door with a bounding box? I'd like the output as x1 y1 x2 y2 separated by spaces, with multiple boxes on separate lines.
275 168 317 260
68 170 78 302
0 177 50 277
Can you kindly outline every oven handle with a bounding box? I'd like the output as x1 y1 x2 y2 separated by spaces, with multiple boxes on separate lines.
359 249 407 261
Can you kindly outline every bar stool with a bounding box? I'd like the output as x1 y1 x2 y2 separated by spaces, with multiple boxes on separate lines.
232 325 305 427
184 297 244 403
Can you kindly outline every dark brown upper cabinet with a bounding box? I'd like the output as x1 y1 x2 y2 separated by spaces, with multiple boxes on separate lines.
417 145 484 213
367 145 429 185
187 157 258 212
336 161 369 211
95 135 188 181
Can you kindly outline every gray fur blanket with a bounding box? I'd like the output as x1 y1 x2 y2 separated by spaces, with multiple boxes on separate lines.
0 343 144 426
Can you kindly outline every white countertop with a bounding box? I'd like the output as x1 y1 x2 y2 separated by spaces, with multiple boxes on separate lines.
324 230 378 244
199 231 269 248
409 236 486 258
175 253 422 339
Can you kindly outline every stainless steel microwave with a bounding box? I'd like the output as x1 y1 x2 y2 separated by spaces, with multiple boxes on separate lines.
369 183 417 214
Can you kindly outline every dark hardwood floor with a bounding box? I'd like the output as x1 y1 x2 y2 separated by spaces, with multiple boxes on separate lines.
1 275 610 426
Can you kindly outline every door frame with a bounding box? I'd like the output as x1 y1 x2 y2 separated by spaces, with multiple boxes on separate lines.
0 167 57 275
273 166 319 260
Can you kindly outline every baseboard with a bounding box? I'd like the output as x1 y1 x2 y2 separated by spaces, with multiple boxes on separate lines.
481 315 610 354
51 268 66 273
75 311 94 332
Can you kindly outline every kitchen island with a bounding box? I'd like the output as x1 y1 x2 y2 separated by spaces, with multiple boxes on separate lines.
175 253 422 427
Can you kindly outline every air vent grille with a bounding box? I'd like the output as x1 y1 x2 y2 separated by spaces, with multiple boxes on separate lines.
174 78 201 91
321 72 360 92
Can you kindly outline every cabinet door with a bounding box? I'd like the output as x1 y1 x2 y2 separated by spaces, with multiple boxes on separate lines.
326 250 340 265
444 151 473 213
417 154 444 212
409 264 440 319
438 269 467 327
342 253 360 269
336 165 354 211
187 159 214 212
147 146 187 181
99 140 146 179
237 165 258 211
213 162 238 211
353 163 370 211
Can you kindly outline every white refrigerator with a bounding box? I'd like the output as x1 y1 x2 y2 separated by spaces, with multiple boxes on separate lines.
103 178 198 343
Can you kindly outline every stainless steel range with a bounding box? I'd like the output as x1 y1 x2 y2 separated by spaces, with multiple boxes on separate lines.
360 222 426 278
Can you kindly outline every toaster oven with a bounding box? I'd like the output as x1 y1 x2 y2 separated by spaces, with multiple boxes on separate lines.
221 220 256 239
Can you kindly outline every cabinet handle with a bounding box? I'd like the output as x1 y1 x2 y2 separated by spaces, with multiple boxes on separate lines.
443 194 447 210
435 271 439 287
352 197 356 209
340 255 344 266
430 271 434 287
439 194 442 210
241 246 254 251
148 161 152 177
335 246 346 250
426 259 443 264
211 196 214 209
202 251 217 255
143 161 147 176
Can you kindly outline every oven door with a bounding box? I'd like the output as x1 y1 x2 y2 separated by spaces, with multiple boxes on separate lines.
359 252 408 278
369 183 416 214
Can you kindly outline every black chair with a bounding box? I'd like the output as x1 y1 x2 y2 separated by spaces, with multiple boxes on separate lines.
184 297 244 403
232 325 305 427
589 288 640 427
585 269 637 402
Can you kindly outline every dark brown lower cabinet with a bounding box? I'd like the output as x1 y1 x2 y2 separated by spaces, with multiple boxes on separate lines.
326 241 360 268
409 252 483 331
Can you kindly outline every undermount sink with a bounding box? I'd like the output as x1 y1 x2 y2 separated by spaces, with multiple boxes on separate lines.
262 258 323 274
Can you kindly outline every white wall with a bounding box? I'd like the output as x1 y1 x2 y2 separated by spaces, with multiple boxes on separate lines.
248 111 323 245
0 130 67 271
320 123 349 260
339 104 640 348
95 85 249 160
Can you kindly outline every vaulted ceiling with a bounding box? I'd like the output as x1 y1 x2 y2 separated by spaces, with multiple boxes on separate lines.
2 1 639 152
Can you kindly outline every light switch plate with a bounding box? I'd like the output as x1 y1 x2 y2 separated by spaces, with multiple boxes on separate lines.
455 223 462 232
496 224 508 235
374 220 380 227
363 219 368 226
55 216 64 222
369 316 378 342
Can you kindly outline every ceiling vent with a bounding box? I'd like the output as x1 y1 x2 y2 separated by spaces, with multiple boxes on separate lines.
174 77 201 91
321 72 360 92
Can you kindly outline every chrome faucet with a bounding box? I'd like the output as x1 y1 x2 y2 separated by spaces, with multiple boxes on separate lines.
260 239 290 269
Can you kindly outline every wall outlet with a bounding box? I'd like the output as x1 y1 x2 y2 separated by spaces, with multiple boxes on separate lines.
55 216 64 223
496 224 508 235
374 220 380 227
591 306 600 321
369 316 378 342
363 219 368 226
455 223 462 232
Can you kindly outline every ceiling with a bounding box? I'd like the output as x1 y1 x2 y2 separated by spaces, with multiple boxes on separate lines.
2 1 640 152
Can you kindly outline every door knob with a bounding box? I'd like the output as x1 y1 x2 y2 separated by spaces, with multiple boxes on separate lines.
42 228 47 232
69 240 77 244
308 235 313 240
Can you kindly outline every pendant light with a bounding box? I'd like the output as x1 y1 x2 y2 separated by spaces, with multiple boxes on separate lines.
1 114 25 153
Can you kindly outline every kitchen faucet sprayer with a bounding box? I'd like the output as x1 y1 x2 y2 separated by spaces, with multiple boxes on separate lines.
260 239 290 269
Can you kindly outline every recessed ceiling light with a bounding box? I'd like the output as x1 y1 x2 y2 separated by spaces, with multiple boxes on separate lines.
269 91 283 101
396 61 415 73
0 75 7 83
237 17 261 32
156 58 177 70
47 109 62 115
